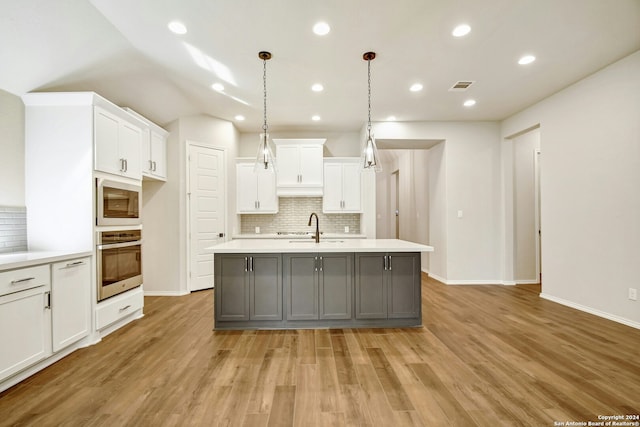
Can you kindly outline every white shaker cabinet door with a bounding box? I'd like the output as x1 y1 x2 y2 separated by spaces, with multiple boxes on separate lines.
94 107 120 176
276 145 300 186
256 169 278 212
149 130 167 180
0 286 51 381
298 144 323 186
118 120 142 180
236 163 260 213
341 162 362 212
322 163 344 212
51 258 91 353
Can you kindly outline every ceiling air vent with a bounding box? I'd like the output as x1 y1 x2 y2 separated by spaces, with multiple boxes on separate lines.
449 81 474 91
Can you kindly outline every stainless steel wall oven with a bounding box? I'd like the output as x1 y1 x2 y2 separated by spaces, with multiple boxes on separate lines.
97 229 142 301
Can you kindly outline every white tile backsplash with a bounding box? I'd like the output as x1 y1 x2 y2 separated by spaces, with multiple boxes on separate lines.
240 197 360 234
0 206 27 253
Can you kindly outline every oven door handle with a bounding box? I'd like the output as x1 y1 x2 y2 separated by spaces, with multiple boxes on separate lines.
97 241 142 250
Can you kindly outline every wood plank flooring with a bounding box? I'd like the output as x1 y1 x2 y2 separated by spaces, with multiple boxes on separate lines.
1 277 639 426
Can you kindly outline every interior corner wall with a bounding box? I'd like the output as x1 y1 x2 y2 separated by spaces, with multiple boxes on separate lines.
142 114 239 295
0 89 25 206
501 50 640 327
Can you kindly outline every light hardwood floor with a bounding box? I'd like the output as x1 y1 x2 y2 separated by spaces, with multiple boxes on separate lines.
1 277 639 426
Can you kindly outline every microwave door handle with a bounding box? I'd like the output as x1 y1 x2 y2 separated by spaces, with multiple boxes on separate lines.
97 240 142 250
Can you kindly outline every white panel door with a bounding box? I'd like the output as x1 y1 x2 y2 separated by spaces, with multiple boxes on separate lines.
188 144 225 291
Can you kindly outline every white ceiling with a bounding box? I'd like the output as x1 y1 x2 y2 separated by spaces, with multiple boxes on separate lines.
1 0 639 132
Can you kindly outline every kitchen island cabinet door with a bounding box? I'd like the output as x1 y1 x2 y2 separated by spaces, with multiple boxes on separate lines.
250 254 282 321
284 254 318 320
215 255 250 321
387 253 421 319
355 254 387 319
319 253 353 320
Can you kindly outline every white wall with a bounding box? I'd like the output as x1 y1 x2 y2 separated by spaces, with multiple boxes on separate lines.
142 114 239 295
0 89 24 206
501 49 640 327
513 128 540 282
372 121 502 283
428 142 447 280
238 131 360 158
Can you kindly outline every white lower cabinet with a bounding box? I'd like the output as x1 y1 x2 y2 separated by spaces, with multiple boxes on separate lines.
95 287 144 331
51 257 91 352
0 266 52 381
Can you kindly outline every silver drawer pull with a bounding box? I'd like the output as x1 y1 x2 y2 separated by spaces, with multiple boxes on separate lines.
119 305 132 312
11 277 35 284
66 261 85 268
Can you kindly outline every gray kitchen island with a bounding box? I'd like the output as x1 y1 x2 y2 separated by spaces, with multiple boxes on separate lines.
208 239 433 330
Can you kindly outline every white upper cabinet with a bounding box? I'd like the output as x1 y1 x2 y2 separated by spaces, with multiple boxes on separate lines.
94 106 142 180
323 158 362 213
274 139 325 196
125 107 168 181
236 162 278 214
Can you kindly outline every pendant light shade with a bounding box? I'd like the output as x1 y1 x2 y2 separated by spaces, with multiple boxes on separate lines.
361 51 382 172
254 51 277 172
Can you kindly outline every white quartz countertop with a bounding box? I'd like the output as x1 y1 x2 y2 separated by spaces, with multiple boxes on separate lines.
207 239 433 254
0 251 93 272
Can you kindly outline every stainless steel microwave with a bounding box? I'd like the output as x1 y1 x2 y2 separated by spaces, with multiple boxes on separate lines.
96 179 142 226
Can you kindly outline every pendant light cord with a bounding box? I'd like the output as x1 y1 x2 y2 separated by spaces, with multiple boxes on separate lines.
367 58 372 134
263 57 268 133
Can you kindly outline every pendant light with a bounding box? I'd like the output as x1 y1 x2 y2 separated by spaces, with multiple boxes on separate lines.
255 51 276 172
361 51 382 172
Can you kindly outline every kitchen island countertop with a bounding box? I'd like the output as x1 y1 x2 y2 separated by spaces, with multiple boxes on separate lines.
207 238 433 254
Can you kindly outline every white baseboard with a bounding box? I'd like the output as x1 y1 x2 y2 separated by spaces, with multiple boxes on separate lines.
143 290 190 297
540 293 640 330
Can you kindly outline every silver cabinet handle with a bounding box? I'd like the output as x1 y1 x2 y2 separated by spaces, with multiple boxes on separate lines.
314 256 318 272
119 305 131 312
319 256 323 272
388 255 392 271
257 200 260 209
250 256 254 272
149 160 154 171
11 277 35 284
245 257 249 272
64 261 85 269
120 158 126 172
383 255 388 271
152 161 157 172
124 159 128 172
45 291 51 309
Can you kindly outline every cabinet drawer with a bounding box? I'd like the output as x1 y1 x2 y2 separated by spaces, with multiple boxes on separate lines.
0 265 50 297
95 287 143 330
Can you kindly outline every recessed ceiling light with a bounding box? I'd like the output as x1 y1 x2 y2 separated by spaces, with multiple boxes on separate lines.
168 21 187 35
313 22 331 36
311 83 324 92
386 116 397 121
518 55 536 65
234 115 245 121
410 83 423 92
312 115 321 121
211 83 225 92
463 99 476 107
452 24 471 37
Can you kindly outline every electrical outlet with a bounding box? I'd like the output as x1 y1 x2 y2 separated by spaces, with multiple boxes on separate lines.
344 226 349 233
629 288 637 301
255 226 260 234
